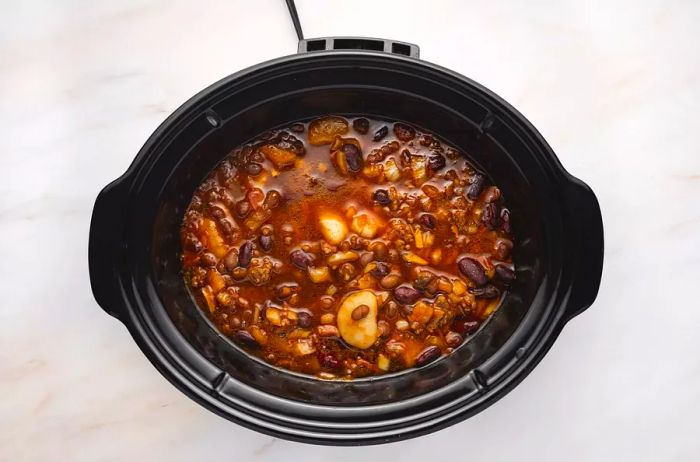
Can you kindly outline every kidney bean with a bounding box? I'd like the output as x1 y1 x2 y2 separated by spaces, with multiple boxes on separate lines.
353 118 369 134
418 213 436 229
393 123 416 141
458 257 488 286
237 241 253 268
452 318 479 336
264 190 282 209
483 186 501 203
373 189 391 205
373 125 388 142
469 284 500 299
369 261 390 279
290 249 315 269
200 252 217 267
259 235 273 252
500 208 511 234
495 239 513 260
290 122 305 133
495 264 515 283
184 234 203 253
482 202 500 230
351 304 370 321
342 143 363 173
414 345 441 367
393 285 422 304
466 174 486 199
427 153 446 171
297 311 313 328
233 330 259 348
319 353 341 369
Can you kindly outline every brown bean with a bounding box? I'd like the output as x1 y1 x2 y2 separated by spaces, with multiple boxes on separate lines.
290 249 315 269
380 273 402 289
393 123 415 141
373 189 391 205
208 204 226 219
413 271 436 291
233 330 259 348
200 252 217 267
353 118 369 134
384 300 399 318
482 202 499 230
495 239 513 260
369 241 388 261
445 331 463 347
338 262 357 281
458 257 488 286
264 190 282 209
317 325 339 337
342 143 363 173
359 251 375 267
466 174 486 200
393 285 421 304
378 320 391 337
373 125 388 142
245 162 262 176
223 249 239 271
495 265 515 283
238 241 253 268
418 213 436 229
385 341 405 355
319 296 335 310
414 345 441 367
427 153 446 171
235 200 251 218
351 304 370 320
469 284 500 299
218 218 235 236
297 311 313 328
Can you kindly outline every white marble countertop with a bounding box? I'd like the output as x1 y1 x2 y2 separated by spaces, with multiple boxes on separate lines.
2 0 699 460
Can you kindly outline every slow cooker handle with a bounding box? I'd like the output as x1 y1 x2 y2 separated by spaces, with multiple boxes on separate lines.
297 37 420 58
563 178 604 321
88 177 129 323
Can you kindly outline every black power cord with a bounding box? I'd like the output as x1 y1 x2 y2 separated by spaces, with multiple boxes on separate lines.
285 0 304 40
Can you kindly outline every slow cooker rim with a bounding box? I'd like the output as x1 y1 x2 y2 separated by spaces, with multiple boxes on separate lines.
89 49 602 444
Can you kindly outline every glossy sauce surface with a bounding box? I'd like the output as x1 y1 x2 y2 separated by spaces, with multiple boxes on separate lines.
180 116 515 379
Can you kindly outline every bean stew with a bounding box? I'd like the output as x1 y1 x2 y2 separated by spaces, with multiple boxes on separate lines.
180 116 515 379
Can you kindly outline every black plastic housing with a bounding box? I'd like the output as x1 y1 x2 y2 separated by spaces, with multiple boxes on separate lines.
89 43 603 445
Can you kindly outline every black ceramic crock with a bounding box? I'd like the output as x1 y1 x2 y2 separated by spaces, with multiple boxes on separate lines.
89 37 603 445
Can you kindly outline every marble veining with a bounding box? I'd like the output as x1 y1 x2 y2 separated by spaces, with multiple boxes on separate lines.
1 0 699 460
